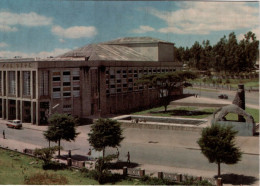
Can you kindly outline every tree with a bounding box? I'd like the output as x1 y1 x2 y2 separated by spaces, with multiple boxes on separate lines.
88 118 124 183
137 71 197 112
34 146 61 166
197 124 242 177
44 113 79 157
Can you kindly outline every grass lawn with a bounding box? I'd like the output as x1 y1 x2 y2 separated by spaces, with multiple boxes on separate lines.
133 106 217 119
133 106 259 122
0 148 135 185
225 107 259 123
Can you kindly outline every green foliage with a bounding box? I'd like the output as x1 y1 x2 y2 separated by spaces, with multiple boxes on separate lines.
88 118 124 152
137 71 197 111
34 146 60 165
44 113 79 156
179 31 259 73
88 118 124 183
197 124 242 177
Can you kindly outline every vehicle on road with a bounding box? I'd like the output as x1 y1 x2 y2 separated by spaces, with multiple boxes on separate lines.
218 94 228 99
6 120 23 129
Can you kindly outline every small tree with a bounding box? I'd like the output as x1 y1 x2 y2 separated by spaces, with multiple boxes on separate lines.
44 113 79 156
88 118 124 183
34 146 61 166
197 124 242 177
137 71 197 111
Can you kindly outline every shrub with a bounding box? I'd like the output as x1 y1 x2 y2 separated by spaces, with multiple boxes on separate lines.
24 172 68 185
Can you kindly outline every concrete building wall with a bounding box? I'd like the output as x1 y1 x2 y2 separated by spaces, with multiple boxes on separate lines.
158 43 174 62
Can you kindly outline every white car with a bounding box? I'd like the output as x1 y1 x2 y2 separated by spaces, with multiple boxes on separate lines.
6 120 23 129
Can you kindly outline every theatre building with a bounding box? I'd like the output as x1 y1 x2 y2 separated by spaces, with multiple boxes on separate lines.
0 37 182 125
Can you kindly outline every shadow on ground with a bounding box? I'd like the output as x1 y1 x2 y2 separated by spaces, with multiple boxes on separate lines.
215 174 258 185
60 154 91 161
108 161 139 170
151 110 214 116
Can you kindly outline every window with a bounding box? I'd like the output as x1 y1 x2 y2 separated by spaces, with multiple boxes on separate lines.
123 84 127 87
110 85 115 88
53 77 60 81
8 71 16 95
73 87 80 91
117 70 121 74
117 88 121 93
128 70 132 73
23 71 31 96
123 74 127 78
73 76 80 80
63 92 71 97
128 87 133 91
53 88 61 92
110 75 115 79
134 74 138 78
128 79 133 82
63 105 71 108
123 70 127 73
117 79 121 83
63 82 71 86
63 71 70 75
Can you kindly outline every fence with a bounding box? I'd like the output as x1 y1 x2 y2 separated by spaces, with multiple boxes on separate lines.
192 82 259 92
123 167 219 185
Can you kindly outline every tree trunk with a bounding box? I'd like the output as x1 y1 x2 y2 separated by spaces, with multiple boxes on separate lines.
48 140 50 148
218 162 221 178
164 105 167 112
58 139 61 157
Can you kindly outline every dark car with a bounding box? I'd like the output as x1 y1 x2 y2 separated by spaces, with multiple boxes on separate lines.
218 94 228 99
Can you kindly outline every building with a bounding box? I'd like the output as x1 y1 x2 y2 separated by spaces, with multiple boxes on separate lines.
0 37 182 125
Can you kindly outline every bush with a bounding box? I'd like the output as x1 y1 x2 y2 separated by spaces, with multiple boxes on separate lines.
140 175 173 185
24 172 68 185
42 161 67 170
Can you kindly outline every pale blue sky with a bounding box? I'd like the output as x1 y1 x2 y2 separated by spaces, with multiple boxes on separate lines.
0 0 259 58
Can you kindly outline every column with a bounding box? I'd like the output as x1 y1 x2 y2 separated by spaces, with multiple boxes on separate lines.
20 100 23 122
30 70 33 99
6 99 9 120
2 99 5 119
36 101 39 125
31 101 34 124
15 71 19 119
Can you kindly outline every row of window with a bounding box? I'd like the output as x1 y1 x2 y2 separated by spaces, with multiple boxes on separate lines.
53 76 80 81
53 87 80 92
106 68 174 75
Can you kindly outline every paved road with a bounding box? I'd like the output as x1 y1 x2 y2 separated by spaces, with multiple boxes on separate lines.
1 122 259 178
184 88 259 108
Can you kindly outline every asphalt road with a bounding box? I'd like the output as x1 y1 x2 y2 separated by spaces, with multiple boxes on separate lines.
184 88 259 107
0 123 258 178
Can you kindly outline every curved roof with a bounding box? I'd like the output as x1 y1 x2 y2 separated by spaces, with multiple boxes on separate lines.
101 37 172 45
57 44 154 61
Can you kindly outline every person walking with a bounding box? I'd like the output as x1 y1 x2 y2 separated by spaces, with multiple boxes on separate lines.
3 130 5 139
127 151 130 164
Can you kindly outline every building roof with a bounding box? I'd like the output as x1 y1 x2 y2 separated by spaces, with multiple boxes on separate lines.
101 37 172 45
57 43 154 61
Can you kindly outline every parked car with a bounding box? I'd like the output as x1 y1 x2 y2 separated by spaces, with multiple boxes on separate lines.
218 94 228 99
6 120 23 129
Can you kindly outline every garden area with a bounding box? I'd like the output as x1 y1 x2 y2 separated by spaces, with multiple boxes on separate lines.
132 106 259 123
0 148 213 185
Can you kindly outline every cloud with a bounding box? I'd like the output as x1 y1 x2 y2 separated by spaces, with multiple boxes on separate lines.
238 27 260 41
52 25 97 39
144 2 259 35
0 25 18 32
0 11 52 26
59 38 66 43
0 48 70 58
131 25 155 34
0 42 8 48
0 11 52 32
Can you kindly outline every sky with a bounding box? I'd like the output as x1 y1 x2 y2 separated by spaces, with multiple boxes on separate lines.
0 0 259 58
